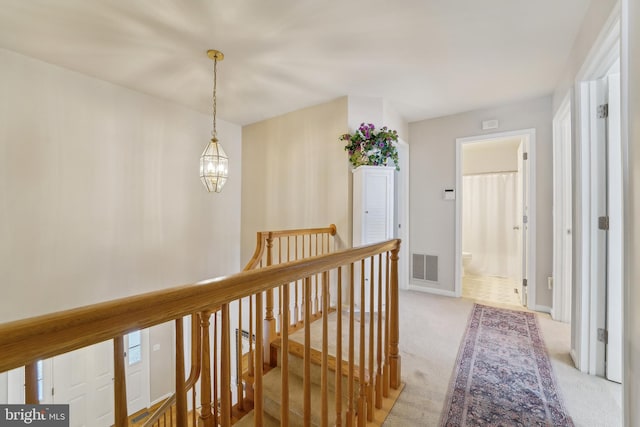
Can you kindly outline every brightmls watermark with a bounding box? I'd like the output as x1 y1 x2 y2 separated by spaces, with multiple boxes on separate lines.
0 405 68 427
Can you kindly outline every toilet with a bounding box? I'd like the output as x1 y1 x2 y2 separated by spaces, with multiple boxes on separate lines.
462 252 472 277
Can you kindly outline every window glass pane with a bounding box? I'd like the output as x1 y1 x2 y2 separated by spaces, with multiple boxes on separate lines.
128 331 141 347
128 346 141 365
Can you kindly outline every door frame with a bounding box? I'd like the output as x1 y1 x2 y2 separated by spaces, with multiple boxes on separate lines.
454 128 537 310
552 94 573 323
572 3 621 374
395 139 410 290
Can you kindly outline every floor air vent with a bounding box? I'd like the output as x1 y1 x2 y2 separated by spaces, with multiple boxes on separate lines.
412 253 438 282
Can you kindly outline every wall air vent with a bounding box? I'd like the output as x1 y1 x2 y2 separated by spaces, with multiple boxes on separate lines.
412 253 438 282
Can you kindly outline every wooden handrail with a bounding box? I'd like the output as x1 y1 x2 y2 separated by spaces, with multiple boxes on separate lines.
0 238 399 374
0 228 402 427
242 224 336 271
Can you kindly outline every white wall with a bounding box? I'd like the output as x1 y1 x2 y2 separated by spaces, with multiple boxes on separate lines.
0 48 242 400
622 0 639 424
552 0 619 112
408 96 553 307
241 97 350 261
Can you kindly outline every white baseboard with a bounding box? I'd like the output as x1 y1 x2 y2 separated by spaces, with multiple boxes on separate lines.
570 349 579 369
534 305 552 314
407 283 457 297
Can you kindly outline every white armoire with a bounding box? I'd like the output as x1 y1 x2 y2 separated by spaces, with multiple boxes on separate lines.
352 166 395 311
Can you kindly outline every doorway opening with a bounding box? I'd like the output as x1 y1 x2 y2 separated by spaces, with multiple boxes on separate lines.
573 4 622 383
455 129 536 309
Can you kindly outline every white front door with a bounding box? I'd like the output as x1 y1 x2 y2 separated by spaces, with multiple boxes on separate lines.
53 341 114 427
0 371 8 403
124 330 150 415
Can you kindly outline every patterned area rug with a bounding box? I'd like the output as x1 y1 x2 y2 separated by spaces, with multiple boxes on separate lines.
440 304 574 426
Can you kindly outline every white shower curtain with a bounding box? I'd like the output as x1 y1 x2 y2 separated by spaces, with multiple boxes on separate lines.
462 172 520 279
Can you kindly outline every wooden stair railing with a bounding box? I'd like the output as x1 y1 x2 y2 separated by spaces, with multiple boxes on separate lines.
0 226 401 427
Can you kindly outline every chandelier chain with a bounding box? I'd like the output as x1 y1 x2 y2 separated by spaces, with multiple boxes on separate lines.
212 56 217 139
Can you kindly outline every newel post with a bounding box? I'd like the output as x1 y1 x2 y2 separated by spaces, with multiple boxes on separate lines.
264 234 277 365
389 245 402 389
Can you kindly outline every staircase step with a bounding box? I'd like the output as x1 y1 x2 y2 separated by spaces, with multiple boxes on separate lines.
275 340 362 401
233 410 280 427
261 366 347 427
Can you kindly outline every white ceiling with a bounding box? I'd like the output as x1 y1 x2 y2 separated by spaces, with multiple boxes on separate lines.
0 0 592 126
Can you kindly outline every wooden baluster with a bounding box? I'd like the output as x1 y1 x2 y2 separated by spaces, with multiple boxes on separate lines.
113 336 128 427
281 283 290 426
213 313 219 426
375 254 383 409
254 293 264 426
383 253 390 398
237 299 244 411
367 257 375 421
173 321 187 427
200 311 213 427
287 237 292 327
358 261 367 427
278 237 283 334
220 305 232 427
265 235 276 365
190 313 201 427
322 271 329 427
335 267 343 427
249 295 254 378
389 246 401 389
315 235 320 314
25 362 38 404
294 237 300 325
347 264 355 427
192 383 197 427
304 277 312 426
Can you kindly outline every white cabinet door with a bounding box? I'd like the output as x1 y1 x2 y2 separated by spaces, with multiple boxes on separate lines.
353 166 394 312
353 166 394 246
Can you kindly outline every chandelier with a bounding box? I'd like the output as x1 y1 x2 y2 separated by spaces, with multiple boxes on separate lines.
200 49 228 193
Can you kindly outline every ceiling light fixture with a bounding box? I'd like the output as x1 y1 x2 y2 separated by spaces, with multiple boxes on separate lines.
200 49 228 193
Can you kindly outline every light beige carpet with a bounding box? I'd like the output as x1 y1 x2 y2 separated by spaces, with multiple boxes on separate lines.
382 290 621 427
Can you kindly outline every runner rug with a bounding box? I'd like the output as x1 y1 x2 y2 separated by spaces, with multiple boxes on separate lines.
440 304 574 426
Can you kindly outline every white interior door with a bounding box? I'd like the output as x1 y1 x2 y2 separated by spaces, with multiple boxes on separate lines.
0 371 8 403
124 330 150 415
552 98 573 323
606 71 623 383
53 341 114 427
589 78 608 377
517 140 529 306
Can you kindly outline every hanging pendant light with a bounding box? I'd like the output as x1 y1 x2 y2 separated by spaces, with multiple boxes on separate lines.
200 49 228 193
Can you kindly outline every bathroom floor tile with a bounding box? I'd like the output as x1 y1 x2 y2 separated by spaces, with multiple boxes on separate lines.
462 274 523 307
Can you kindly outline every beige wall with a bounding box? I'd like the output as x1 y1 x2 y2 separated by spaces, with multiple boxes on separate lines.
408 96 553 308
623 0 639 424
0 48 242 400
241 97 350 262
552 0 618 112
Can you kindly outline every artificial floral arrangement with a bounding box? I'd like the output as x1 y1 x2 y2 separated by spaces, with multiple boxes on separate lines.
340 123 400 170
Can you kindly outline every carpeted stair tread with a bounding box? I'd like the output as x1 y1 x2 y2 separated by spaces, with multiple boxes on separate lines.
262 366 347 427
233 410 280 427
